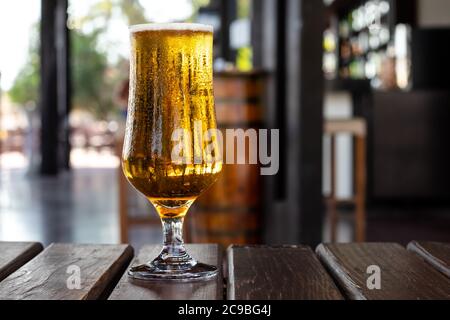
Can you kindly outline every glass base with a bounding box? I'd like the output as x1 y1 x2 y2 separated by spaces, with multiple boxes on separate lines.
128 261 218 281
128 217 218 281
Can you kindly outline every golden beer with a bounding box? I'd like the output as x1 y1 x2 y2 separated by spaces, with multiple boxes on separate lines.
122 25 222 219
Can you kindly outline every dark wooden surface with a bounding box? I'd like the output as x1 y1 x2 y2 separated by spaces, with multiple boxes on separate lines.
0 243 133 300
407 241 450 278
316 243 450 300
109 244 223 300
0 242 449 300
227 245 343 300
0 242 43 282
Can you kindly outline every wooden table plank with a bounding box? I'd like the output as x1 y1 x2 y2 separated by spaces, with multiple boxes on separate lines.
0 242 43 282
109 244 223 300
407 241 450 278
227 245 343 300
0 243 133 300
316 243 450 300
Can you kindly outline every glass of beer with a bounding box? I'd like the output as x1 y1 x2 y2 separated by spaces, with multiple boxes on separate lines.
122 23 222 280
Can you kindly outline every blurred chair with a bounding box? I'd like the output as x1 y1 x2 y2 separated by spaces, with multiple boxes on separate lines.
324 117 367 242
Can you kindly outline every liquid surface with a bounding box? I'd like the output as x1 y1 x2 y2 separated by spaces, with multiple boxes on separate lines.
129 23 213 33
122 28 222 218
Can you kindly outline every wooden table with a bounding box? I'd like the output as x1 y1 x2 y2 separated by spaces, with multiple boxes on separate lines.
0 241 448 300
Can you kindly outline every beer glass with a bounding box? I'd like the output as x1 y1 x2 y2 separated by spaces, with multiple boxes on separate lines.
122 23 222 280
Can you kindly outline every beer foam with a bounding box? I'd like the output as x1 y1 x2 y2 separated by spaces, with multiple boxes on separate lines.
129 23 213 33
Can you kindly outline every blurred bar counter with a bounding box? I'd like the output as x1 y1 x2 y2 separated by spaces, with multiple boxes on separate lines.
327 82 450 202
366 90 450 201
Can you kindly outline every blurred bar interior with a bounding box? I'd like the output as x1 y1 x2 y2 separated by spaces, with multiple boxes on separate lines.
0 0 449 249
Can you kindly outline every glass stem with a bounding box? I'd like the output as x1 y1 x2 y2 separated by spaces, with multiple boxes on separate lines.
162 217 185 254
154 217 195 269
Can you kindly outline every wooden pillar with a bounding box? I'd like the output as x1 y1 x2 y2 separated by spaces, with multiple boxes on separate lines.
285 0 325 246
55 0 71 170
40 0 70 174
40 0 58 175
253 0 325 246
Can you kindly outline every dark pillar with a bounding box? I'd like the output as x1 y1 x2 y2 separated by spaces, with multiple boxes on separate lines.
285 0 325 246
40 0 58 175
40 0 70 174
254 0 325 246
55 0 71 170
220 0 237 62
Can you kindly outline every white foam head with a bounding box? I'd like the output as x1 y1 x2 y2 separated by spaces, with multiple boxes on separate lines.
129 23 213 33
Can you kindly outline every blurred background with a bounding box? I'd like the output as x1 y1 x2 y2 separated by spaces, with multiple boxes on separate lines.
0 0 449 249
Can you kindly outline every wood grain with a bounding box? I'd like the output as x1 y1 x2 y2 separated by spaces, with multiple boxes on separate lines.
227 245 343 300
407 241 450 278
316 243 450 300
109 244 223 300
0 243 133 300
0 242 43 282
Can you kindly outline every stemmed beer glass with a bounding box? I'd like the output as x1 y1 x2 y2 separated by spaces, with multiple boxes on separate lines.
122 23 222 280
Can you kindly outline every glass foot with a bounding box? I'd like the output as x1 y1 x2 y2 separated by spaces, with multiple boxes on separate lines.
128 261 218 281
128 217 218 281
